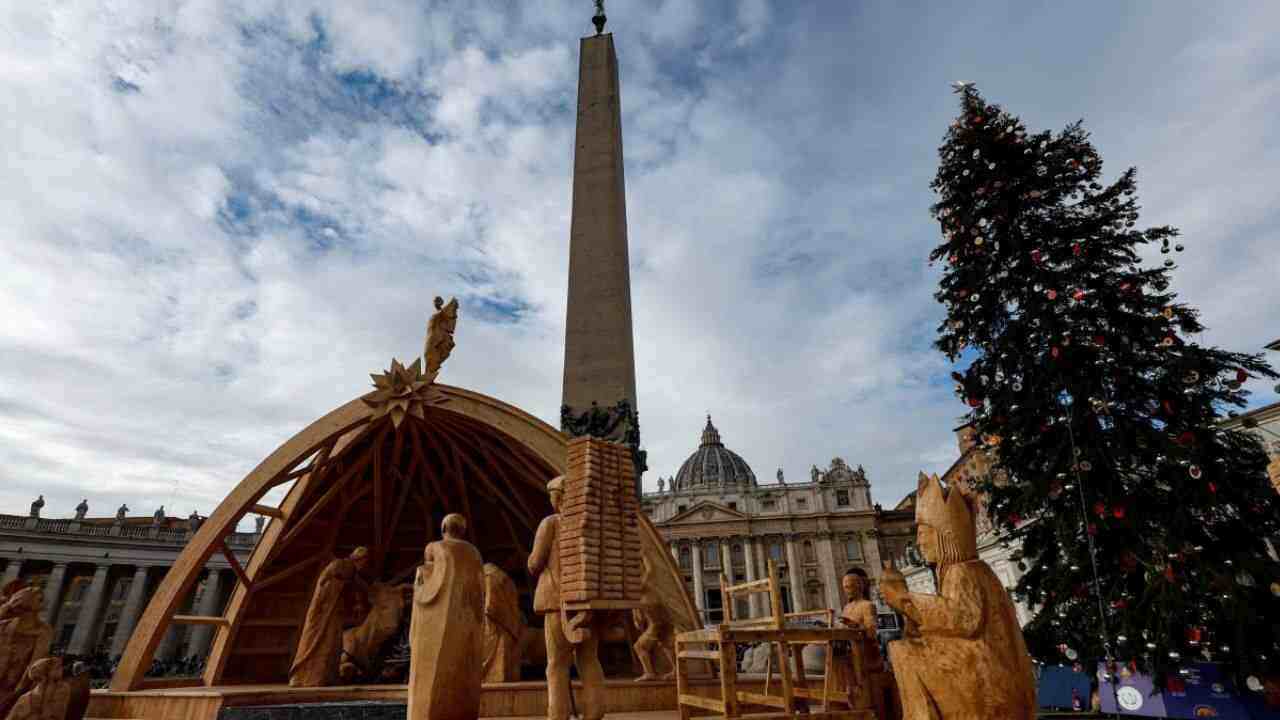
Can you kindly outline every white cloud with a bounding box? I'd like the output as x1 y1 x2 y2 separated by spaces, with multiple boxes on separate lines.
1 1 1277 530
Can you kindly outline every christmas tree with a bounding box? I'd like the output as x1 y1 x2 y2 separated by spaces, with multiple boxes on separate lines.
927 83 1280 688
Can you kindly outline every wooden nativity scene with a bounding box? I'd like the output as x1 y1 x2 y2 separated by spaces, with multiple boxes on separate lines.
50 10 1039 720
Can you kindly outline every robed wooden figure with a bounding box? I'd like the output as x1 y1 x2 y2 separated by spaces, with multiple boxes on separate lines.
481 563 524 683
0 585 52 718
408 514 485 720
289 546 370 687
880 473 1036 720
3 657 68 720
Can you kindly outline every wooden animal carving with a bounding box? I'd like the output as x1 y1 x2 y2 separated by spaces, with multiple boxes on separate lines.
341 581 411 682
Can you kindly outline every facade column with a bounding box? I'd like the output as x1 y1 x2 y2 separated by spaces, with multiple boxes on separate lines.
742 538 760 618
1 558 22 586
41 563 69 626
785 538 806 612
68 564 112 655
110 566 152 658
691 541 705 624
719 538 733 620
187 570 225 658
862 531 883 579
819 534 843 610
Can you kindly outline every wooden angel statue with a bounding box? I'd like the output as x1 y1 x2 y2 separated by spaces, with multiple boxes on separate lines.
408 514 485 720
424 296 459 377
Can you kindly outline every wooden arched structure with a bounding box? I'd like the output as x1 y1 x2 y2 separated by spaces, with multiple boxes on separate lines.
110 384 566 691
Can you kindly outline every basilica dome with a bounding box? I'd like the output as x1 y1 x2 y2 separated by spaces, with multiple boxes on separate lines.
672 416 758 491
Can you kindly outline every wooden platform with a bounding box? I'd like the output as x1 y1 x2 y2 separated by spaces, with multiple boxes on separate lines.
88 677 772 720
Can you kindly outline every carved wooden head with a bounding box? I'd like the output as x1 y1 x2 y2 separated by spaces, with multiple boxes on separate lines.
915 472 977 566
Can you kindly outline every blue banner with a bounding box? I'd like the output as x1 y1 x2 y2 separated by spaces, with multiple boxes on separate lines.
1098 662 1259 719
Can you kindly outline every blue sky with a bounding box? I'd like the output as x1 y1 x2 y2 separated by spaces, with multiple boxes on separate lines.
2 1 1278 522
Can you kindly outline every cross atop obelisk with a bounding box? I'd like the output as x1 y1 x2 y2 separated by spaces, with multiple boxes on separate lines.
560 12 645 495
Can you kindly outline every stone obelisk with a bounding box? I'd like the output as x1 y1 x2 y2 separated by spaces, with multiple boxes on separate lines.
560 7 645 495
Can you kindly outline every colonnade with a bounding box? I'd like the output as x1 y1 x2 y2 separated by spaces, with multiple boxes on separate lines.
0 557 229 661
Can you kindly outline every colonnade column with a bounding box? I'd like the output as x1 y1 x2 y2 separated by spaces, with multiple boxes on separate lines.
690 541 705 624
41 562 68 626
784 538 805 612
110 566 152 659
68 564 112 655
1 558 22 586
742 537 759 618
187 569 225 658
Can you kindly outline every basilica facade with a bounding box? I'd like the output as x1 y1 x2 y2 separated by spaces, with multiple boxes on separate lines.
640 416 915 631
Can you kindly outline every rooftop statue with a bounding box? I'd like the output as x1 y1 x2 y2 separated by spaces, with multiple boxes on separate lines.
27 497 42 520
74 500 88 521
879 473 1036 720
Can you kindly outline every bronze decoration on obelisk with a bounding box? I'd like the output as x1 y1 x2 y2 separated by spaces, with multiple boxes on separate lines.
592 0 607 35
363 296 457 427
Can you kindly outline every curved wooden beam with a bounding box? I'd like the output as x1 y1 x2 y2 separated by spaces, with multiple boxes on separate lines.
111 384 566 691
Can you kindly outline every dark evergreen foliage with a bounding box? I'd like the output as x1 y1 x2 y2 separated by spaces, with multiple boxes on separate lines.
927 84 1280 687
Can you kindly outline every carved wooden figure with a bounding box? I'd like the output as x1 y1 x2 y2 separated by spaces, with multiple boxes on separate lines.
836 567 895 719
2 658 68 720
481 563 524 683
340 581 411 682
529 476 606 720
407 514 485 720
0 587 52 718
288 546 370 687
632 554 677 680
880 473 1036 720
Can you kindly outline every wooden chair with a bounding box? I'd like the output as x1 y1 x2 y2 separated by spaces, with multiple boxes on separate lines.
674 560 873 720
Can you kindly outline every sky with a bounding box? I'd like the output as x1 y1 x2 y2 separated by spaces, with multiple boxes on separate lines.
2 1 1279 525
